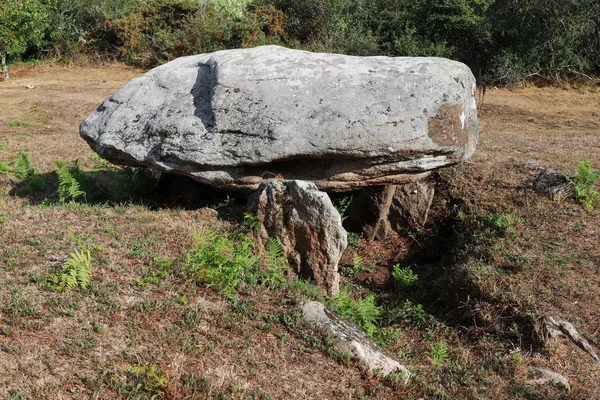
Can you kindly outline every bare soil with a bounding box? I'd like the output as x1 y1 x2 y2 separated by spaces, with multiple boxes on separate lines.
1 65 599 399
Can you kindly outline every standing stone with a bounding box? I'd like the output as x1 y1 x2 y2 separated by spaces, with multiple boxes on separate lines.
248 180 347 295
80 45 478 192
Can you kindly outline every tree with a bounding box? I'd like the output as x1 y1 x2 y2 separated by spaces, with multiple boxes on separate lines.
0 0 47 79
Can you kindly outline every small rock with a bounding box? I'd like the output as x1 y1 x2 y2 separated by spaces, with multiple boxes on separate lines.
521 161 546 170
533 171 574 202
542 316 564 339
543 316 600 367
302 301 411 380
526 367 570 391
248 180 347 295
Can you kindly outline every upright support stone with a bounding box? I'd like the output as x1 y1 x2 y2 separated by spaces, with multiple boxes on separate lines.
345 178 436 240
248 180 347 295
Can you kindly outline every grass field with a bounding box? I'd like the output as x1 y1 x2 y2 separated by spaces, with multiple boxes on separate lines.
0 64 599 399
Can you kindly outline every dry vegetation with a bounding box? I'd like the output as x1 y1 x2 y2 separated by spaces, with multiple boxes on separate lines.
0 65 599 399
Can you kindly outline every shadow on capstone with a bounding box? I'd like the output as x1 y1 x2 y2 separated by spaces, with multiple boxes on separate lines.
191 64 217 131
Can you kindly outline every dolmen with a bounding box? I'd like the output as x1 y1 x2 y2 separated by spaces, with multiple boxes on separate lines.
81 45 478 295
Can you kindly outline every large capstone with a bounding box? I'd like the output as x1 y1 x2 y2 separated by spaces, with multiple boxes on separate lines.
80 46 478 192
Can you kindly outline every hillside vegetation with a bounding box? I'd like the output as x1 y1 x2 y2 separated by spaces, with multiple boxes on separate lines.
1 0 600 84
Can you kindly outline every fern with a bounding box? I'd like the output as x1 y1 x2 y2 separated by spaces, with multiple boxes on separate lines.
354 295 381 337
47 249 93 292
187 229 258 294
330 287 355 320
571 160 599 211
12 152 35 180
55 162 86 203
427 340 450 366
9 152 47 195
261 238 288 287
330 289 382 337
392 264 419 287
0 162 10 174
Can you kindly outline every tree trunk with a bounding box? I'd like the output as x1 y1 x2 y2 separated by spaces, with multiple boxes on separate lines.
1 44 9 80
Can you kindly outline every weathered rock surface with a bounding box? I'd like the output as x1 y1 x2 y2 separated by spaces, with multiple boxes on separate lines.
303 301 411 379
81 45 478 192
526 367 570 391
345 179 435 240
543 317 600 367
533 171 574 202
248 180 347 295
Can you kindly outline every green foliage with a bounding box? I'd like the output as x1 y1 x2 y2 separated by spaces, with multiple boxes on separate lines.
342 254 374 277
427 340 450 366
132 257 171 289
2 0 598 83
123 364 169 397
353 294 381 337
385 299 437 328
570 160 599 211
261 238 288 287
49 159 156 204
187 229 258 295
0 0 48 71
54 161 86 203
10 152 47 195
3 290 37 320
391 264 418 287
241 212 262 232
332 195 352 222
47 248 93 292
329 288 381 337
473 212 523 245
329 287 355 319
12 152 35 180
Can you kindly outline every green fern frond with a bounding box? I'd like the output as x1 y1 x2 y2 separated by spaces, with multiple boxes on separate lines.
354 295 381 337
12 152 35 180
0 161 12 174
330 289 382 338
47 248 93 292
187 229 258 294
262 238 288 286
55 162 86 204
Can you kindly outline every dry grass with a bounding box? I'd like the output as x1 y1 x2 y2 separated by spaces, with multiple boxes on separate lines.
1 64 600 399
